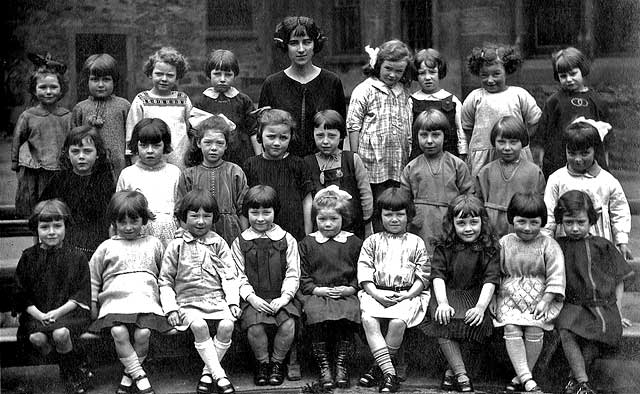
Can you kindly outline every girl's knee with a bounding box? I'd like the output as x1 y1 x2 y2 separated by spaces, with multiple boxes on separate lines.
190 319 210 339
524 326 544 341
29 332 49 347
361 315 379 330
247 324 265 339
388 319 407 332
216 320 234 340
134 328 151 343
51 327 71 344
279 318 295 335
110 325 130 341
503 324 524 338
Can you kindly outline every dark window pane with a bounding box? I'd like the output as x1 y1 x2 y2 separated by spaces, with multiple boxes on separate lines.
533 0 581 48
333 0 361 54
400 0 431 51
207 0 252 30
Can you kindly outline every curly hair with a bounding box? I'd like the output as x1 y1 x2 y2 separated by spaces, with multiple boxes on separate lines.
143 46 189 79
363 39 415 85
184 114 233 167
438 194 499 250
414 48 447 79
467 43 522 76
273 16 327 53
60 125 113 175
312 187 353 230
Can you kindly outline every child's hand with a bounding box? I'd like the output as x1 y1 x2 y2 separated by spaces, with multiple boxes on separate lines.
464 307 485 326
533 299 550 320
313 287 331 297
372 290 398 308
229 305 242 319
269 296 289 313
622 316 632 328
248 294 274 314
335 286 357 298
618 244 633 261
392 291 411 303
435 303 455 325
42 308 63 324
167 311 182 326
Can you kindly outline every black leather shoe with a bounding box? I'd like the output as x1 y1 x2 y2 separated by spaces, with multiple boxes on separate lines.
378 373 400 393
268 361 285 386
454 374 474 393
215 377 235 394
441 371 456 391
254 362 269 386
358 363 381 387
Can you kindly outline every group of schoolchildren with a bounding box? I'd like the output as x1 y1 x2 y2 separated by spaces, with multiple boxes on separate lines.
10 14 635 394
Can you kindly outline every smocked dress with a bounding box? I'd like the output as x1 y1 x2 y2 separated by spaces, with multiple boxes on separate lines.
494 233 565 331
298 231 362 325
556 236 634 346
357 232 430 327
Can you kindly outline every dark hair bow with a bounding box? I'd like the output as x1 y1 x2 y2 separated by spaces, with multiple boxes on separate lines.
28 53 67 74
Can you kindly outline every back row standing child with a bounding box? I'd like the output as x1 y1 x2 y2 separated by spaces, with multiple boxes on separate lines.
126 46 192 170
462 43 541 178
72 53 130 181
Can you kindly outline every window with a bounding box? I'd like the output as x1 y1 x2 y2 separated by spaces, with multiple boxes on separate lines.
528 0 582 52
595 0 640 55
400 0 432 51
333 0 361 55
207 0 252 31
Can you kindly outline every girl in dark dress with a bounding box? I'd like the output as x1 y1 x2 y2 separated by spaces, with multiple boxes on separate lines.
298 186 363 389
554 190 634 394
14 199 91 394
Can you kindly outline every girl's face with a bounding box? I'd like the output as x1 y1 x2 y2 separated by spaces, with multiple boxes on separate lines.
494 135 523 163
210 69 235 93
479 63 506 93
561 211 590 240
513 216 542 242
248 207 275 233
150 61 177 95
566 147 595 173
35 73 62 106
453 213 481 243
37 220 65 248
418 129 444 158
381 209 407 234
261 124 291 160
184 208 214 238
379 60 407 87
287 33 314 67
316 208 342 238
68 137 98 176
417 61 440 94
88 74 114 98
137 141 165 167
313 124 341 156
558 67 585 93
197 130 227 166
115 215 143 240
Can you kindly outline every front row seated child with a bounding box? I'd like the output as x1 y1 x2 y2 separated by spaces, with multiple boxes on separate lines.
357 187 430 393
554 190 634 394
14 200 91 394
298 185 363 389
159 189 240 394
418 194 500 393
89 191 172 394
494 192 565 393
231 185 301 386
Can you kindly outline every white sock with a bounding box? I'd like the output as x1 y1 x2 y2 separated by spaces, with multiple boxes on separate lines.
195 338 225 380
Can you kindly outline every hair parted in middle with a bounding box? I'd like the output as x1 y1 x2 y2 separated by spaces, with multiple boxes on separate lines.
414 48 447 79
273 16 327 53
312 186 353 229
467 43 522 76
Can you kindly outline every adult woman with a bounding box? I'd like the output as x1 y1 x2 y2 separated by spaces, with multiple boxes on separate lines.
259 16 347 158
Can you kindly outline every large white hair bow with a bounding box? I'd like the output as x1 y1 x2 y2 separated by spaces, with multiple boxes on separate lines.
365 45 379 68
571 116 611 141
315 185 352 201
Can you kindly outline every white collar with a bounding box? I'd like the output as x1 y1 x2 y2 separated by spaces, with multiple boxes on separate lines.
202 86 239 99
241 224 287 241
310 230 352 244
411 89 448 100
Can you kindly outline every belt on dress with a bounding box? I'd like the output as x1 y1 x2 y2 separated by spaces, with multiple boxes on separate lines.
377 285 412 291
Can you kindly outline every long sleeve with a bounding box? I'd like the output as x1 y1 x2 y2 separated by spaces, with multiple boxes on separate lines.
452 95 468 155
158 241 180 314
456 158 474 195
353 153 373 220
345 83 368 136
232 167 249 215
176 171 193 203
13 253 34 312
543 237 566 298
281 233 300 299
70 252 91 310
231 237 255 300
298 239 316 295
71 104 84 128
210 241 240 307
88 245 106 305
11 112 30 167
608 178 631 245
125 94 144 153
542 175 560 238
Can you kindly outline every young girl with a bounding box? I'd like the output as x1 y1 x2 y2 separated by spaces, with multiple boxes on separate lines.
494 192 565 393
193 49 260 166
401 109 474 256
72 53 131 180
418 194 500 393
462 43 542 177
39 125 115 256
533 47 610 178
126 46 192 170
243 109 314 241
14 200 91 394
357 187 430 393
89 190 172 394
298 185 363 389
160 189 241 394
543 119 632 260
410 48 467 161
303 110 373 239
11 54 71 217
347 39 414 228
178 114 249 246
554 190 633 394
117 118 181 247
475 116 546 238
231 185 301 386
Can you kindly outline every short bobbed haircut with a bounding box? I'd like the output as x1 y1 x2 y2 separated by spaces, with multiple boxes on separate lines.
175 189 220 223
554 190 598 227
413 108 451 136
274 16 326 53
467 43 522 76
507 192 547 226
564 121 603 152
242 185 281 217
83 53 119 84
414 48 447 79
364 39 415 85
205 49 239 77
440 194 498 249
256 108 297 144
107 190 155 227
375 187 415 223
60 125 112 174
312 187 353 229
490 116 529 147
143 46 189 79
552 47 590 82
313 110 346 139
29 199 71 232
129 118 172 154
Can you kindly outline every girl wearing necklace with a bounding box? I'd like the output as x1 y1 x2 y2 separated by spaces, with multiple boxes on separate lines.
304 110 373 239
178 114 249 246
475 116 545 238
400 109 473 256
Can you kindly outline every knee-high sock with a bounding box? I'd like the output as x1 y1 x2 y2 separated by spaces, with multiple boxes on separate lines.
372 346 395 375
119 352 144 379
524 328 544 372
195 338 225 379
504 326 532 384
560 329 589 383
214 336 232 362
438 338 467 379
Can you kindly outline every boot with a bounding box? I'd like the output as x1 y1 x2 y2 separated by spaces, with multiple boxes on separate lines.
335 340 351 388
311 342 334 390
